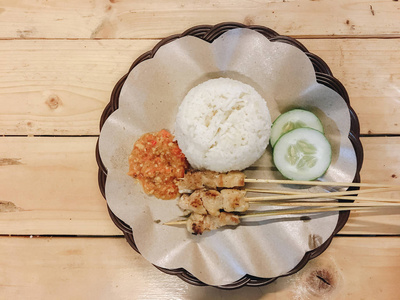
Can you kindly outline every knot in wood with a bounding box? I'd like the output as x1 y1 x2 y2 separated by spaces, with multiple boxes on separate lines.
243 16 254 26
0 201 22 212
306 268 336 296
46 95 61 110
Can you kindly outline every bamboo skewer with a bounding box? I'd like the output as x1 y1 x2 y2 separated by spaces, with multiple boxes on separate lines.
243 185 400 204
258 196 400 206
253 201 400 207
245 186 399 195
239 206 389 219
163 205 392 226
164 219 187 226
335 196 400 203
244 178 397 188
245 186 400 202
245 193 400 203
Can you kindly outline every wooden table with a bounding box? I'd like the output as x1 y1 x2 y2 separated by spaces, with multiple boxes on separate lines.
1 1 399 299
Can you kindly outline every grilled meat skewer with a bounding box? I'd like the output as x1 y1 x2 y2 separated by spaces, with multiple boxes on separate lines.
178 170 245 193
178 189 248 216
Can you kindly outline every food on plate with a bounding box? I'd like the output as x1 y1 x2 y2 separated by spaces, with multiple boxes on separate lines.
178 170 245 193
273 128 332 181
128 129 188 200
178 190 208 215
270 109 324 147
174 78 272 172
178 189 248 216
270 109 332 181
187 212 240 235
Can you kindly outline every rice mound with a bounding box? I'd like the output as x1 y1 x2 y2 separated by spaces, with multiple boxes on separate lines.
174 78 271 172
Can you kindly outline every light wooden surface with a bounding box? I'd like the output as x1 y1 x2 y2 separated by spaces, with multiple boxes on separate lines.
1 236 399 299
1 0 399 299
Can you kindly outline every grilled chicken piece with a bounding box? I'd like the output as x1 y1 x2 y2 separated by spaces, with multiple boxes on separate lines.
178 171 204 193
187 212 240 235
178 171 245 193
220 189 249 212
220 171 246 188
177 189 222 216
177 189 248 216
178 192 207 215
201 190 223 217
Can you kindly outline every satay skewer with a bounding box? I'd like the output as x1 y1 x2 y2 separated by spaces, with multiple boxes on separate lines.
178 170 399 193
173 188 400 234
165 205 398 226
178 188 398 216
177 188 400 219
179 180 399 212
174 171 400 234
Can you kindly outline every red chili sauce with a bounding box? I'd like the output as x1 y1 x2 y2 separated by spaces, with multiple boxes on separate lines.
128 129 188 200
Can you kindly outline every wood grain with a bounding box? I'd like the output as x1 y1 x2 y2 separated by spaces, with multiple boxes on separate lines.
0 236 398 299
0 38 399 135
0 39 157 136
304 39 400 135
1 0 398 297
0 137 120 235
0 0 399 39
0 136 398 236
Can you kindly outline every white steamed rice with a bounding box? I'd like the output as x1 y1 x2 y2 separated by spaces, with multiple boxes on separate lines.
174 78 271 172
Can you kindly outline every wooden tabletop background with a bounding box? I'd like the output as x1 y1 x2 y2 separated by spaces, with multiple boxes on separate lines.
1 0 399 299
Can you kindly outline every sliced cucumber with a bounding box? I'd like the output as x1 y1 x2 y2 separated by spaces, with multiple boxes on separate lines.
273 128 331 181
270 109 323 147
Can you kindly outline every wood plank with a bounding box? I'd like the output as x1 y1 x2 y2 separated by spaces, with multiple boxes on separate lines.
0 0 399 39
342 136 400 234
303 39 400 135
0 236 398 299
0 136 399 236
0 137 120 235
0 39 158 136
0 38 399 135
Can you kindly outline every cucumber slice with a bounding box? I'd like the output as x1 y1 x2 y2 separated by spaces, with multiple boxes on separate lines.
270 109 323 147
273 128 331 181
